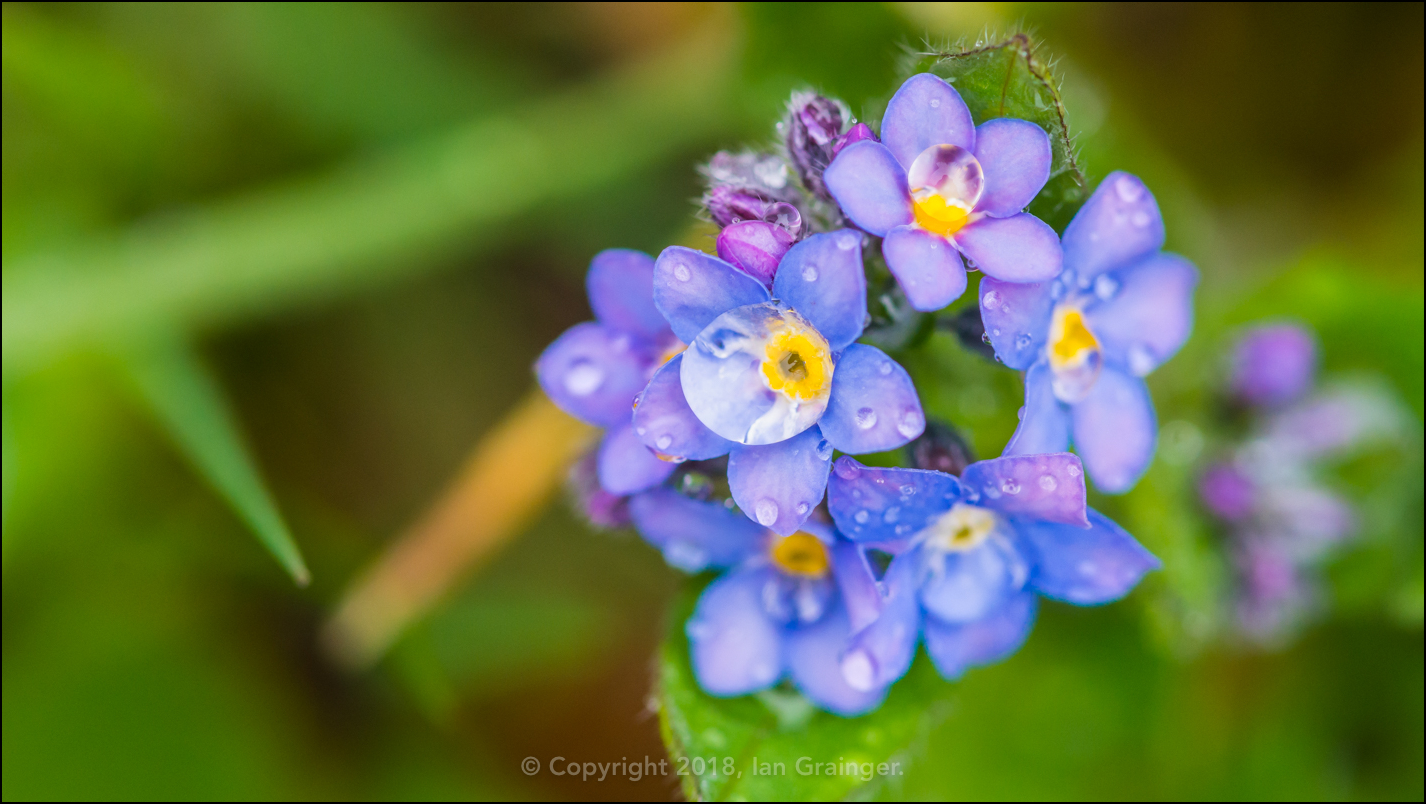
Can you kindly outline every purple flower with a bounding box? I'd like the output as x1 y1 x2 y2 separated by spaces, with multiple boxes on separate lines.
986 171 1199 493
826 453 1158 688
535 249 687 497
823 73 1062 312
632 231 926 535
629 490 891 715
1198 462 1256 522
1229 323 1318 408
787 92 848 200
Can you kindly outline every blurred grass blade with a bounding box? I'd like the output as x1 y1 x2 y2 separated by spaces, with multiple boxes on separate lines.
2 20 737 374
119 328 309 586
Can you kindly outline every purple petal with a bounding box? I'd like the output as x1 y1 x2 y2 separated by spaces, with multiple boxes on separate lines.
628 488 765 572
831 540 882 633
923 591 1037 680
961 453 1089 527
1060 171 1164 280
820 344 925 454
826 457 961 542
653 246 770 343
727 426 833 535
716 221 796 288
832 122 875 155
535 321 652 427
823 140 914 236
785 604 889 716
597 423 675 495
973 118 1052 217
918 533 1030 623
1229 323 1318 408
880 73 975 170
840 553 921 691
1071 366 1156 493
686 567 785 696
631 354 734 461
953 212 1062 283
1004 361 1072 456
1085 253 1198 376
882 225 967 312
1019 509 1159 604
979 277 1055 370
1198 462 1257 521
772 230 868 350
586 248 668 340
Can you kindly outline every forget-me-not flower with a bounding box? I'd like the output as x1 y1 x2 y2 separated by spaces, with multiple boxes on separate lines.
825 453 1159 690
631 231 925 536
984 171 1199 493
823 72 1063 312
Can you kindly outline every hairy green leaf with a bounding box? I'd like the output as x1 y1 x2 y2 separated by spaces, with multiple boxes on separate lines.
907 34 1087 233
118 328 309 585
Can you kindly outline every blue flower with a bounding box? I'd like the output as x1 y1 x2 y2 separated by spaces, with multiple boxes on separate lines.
823 73 1062 312
632 231 926 536
825 453 1159 689
535 249 686 496
629 488 892 716
984 171 1199 493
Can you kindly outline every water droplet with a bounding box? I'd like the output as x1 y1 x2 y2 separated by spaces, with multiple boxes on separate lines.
1128 344 1156 376
1114 175 1143 203
636 426 646 435
854 510 869 524
796 502 810 515
673 263 691 282
1067 463 1082 477
842 649 875 691
855 408 878 429
1017 405 1026 421
754 499 779 526
878 361 893 375
1039 474 1058 491
656 434 673 450
929 97 941 108
899 484 916 496
1131 211 1151 228
981 331 992 344
563 360 604 396
1001 479 1021 494
1051 279 1065 299
1094 274 1118 300
895 523 911 535
802 265 819 282
816 439 833 461
982 290 1001 310
835 460 861 480
836 231 858 250
992 328 1001 337
1015 333 1032 350
897 409 923 438
883 506 900 523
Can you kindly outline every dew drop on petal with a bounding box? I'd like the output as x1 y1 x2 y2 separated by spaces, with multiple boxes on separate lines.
836 231 859 250
1067 463 1082 477
855 407 878 429
755 499 779 527
1039 474 1058 491
673 263 691 282
883 506 900 523
992 328 1001 337
1131 211 1151 228
878 361 893 375
1001 479 1021 494
1017 406 1026 421
982 290 1001 310
656 434 673 450
1015 333 1032 350
835 460 861 480
897 409 923 438
563 360 604 396
816 439 833 461
1094 274 1118 300
802 265 819 282
899 484 916 496
796 502 810 516
854 510 869 524
929 97 941 108
1114 175 1143 203
1128 344 1156 376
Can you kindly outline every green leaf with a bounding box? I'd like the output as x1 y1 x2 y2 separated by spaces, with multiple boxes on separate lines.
907 34 1087 233
656 577 957 802
117 327 309 585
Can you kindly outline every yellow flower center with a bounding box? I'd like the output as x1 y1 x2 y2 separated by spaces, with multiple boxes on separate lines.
925 503 998 552
1048 307 1100 369
760 321 831 402
911 190 973 236
770 532 830 577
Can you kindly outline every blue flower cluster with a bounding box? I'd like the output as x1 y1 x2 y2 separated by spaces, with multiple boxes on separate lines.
537 73 1198 715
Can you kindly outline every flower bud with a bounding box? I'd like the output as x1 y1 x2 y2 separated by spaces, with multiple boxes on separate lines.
716 220 798 287
905 419 976 476
1229 324 1317 408
787 93 849 199
833 122 875 156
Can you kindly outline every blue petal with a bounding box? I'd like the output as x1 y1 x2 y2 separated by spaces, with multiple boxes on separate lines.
820 344 925 454
1084 252 1198 376
882 224 967 312
535 321 652 427
880 73 975 170
923 591 1037 680
823 141 913 237
686 567 785 696
831 540 882 633
772 230 868 351
918 532 1030 623
839 553 921 691
1018 508 1160 604
727 426 833 535
1060 171 1165 280
826 457 961 542
631 354 733 461
653 246 770 343
953 212 1062 283
961 453 1089 527
1071 366 1156 493
973 118 1052 217
597 423 675 495
628 488 765 572
979 276 1055 370
586 248 668 340
1004 361 1071 456
785 603 889 716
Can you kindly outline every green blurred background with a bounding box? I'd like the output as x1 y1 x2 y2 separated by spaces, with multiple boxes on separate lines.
3 3 1421 800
